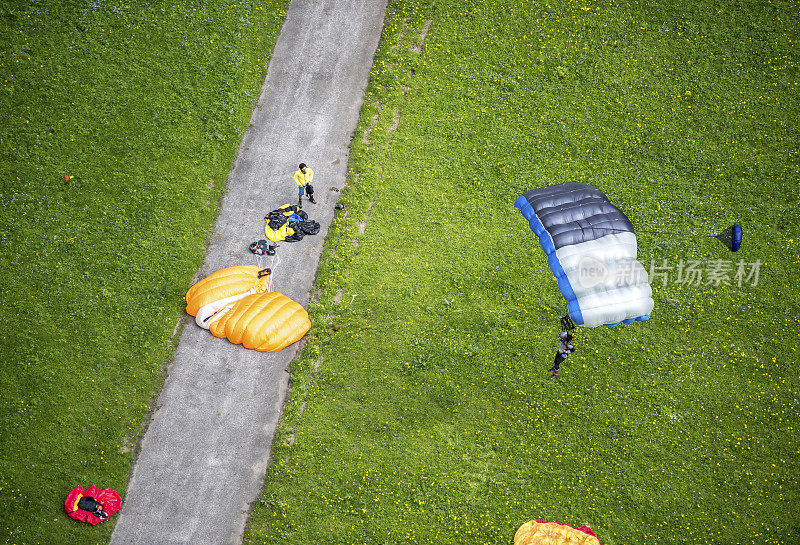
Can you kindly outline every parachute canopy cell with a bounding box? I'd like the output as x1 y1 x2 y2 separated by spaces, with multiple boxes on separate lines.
515 182 654 328
208 291 310 352
185 265 268 317
186 266 310 352
514 520 601 545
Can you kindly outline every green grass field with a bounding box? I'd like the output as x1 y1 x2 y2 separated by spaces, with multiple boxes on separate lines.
0 1 288 543
244 0 799 544
2 0 798 544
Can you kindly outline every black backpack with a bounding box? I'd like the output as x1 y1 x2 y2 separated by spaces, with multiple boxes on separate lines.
77 496 101 512
249 239 275 256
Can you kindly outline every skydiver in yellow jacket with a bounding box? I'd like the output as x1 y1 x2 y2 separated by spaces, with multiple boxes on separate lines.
294 163 315 206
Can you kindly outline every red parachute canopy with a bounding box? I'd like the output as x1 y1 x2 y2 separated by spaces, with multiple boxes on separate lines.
65 485 122 525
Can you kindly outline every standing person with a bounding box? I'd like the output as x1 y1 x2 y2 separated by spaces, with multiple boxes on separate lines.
549 331 575 378
294 163 315 206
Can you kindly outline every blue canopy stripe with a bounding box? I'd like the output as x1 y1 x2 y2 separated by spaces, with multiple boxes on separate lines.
514 194 584 325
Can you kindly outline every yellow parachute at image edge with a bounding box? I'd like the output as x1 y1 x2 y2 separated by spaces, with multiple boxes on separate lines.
514 520 601 545
185 265 310 352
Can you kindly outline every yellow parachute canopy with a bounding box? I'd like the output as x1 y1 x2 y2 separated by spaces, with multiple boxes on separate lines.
209 292 310 352
186 265 310 352
264 222 295 242
185 265 267 316
514 520 601 545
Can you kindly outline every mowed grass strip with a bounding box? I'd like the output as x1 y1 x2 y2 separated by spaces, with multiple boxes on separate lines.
245 0 799 544
0 1 288 543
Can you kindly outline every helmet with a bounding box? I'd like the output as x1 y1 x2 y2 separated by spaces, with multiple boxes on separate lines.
559 331 569 340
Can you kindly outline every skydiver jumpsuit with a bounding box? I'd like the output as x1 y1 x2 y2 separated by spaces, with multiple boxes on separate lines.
551 338 574 376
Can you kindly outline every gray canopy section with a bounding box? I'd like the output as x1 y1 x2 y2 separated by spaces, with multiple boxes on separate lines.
519 182 634 248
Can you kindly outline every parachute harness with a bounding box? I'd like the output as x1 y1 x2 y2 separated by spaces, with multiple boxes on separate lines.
560 315 576 332
256 246 281 292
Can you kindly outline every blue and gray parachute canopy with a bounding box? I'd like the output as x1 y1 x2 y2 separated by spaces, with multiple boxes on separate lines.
515 182 654 328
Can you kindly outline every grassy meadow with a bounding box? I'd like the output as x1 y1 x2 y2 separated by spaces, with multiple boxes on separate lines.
0 1 288 543
245 0 799 544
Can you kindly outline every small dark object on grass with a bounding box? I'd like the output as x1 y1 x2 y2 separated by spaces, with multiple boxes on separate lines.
715 224 743 252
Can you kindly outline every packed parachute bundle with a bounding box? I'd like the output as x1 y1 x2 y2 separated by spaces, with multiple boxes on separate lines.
264 204 320 243
515 182 654 328
714 223 743 252
514 520 601 544
65 485 122 525
186 265 310 352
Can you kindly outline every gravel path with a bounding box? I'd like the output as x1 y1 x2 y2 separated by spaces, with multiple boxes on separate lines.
110 1 387 542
